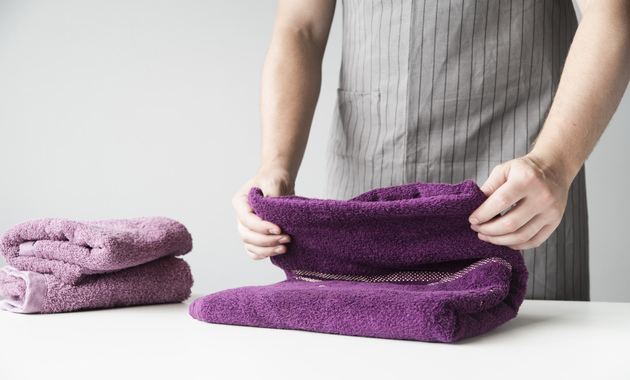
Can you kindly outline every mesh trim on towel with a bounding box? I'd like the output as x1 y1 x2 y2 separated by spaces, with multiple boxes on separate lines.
189 181 528 342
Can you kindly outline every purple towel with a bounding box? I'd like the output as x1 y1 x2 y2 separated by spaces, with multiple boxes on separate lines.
189 181 528 342
1 217 193 284
0 256 193 313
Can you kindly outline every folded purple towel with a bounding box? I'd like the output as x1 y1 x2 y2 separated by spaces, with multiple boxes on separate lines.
189 181 528 342
0 256 193 313
1 217 193 284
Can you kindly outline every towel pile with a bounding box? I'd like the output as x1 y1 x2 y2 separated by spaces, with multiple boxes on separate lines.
190 180 528 342
0 217 194 313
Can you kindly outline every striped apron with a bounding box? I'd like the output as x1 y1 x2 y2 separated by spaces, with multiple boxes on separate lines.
324 0 589 300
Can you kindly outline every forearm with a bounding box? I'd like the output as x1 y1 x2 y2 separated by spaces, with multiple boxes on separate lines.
259 30 326 181
529 0 630 185
236 0 336 260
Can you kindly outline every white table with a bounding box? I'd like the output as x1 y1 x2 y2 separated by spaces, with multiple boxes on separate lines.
1 295 628 380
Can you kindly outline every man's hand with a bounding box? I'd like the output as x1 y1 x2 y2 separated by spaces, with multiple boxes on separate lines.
232 0 336 260
468 154 571 251
232 168 294 260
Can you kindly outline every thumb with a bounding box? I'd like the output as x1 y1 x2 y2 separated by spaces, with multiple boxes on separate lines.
480 163 509 197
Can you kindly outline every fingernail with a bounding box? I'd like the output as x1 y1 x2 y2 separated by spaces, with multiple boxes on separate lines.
268 228 280 235
278 237 290 244
469 217 479 224
478 234 488 241
274 246 285 254
470 224 479 232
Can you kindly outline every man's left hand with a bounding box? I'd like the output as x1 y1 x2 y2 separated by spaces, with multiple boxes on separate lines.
468 154 571 251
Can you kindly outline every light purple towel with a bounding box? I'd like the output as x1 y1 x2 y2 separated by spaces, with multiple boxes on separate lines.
1 217 193 284
189 181 528 342
0 256 193 313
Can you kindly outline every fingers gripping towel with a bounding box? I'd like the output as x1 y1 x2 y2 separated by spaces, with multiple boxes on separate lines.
189 181 528 342
1 217 193 284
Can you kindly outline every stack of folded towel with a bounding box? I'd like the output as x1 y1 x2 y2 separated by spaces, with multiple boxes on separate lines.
190 180 528 342
0 217 194 313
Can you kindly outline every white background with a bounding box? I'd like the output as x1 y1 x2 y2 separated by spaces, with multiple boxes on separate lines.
0 0 627 301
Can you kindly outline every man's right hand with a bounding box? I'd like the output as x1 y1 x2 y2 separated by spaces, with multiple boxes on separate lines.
232 168 294 260
234 0 336 260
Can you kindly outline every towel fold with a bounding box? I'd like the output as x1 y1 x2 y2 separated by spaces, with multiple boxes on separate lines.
189 180 528 342
0 256 193 313
1 217 193 284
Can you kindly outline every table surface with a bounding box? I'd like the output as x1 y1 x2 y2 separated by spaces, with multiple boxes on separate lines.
1 295 628 380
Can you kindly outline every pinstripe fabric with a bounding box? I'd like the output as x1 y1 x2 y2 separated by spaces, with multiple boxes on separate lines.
324 0 589 301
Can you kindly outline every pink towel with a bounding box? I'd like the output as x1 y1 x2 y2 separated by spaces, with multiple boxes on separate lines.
0 256 193 313
1 217 192 284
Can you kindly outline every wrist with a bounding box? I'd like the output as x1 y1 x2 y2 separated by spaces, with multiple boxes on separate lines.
525 147 580 189
257 163 296 185
260 155 301 183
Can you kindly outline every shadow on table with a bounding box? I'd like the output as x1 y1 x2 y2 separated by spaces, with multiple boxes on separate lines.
454 314 552 345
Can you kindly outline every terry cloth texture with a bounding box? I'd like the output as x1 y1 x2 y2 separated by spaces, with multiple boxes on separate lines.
0 217 194 313
325 0 588 302
0 257 193 313
1 217 193 284
189 180 528 342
